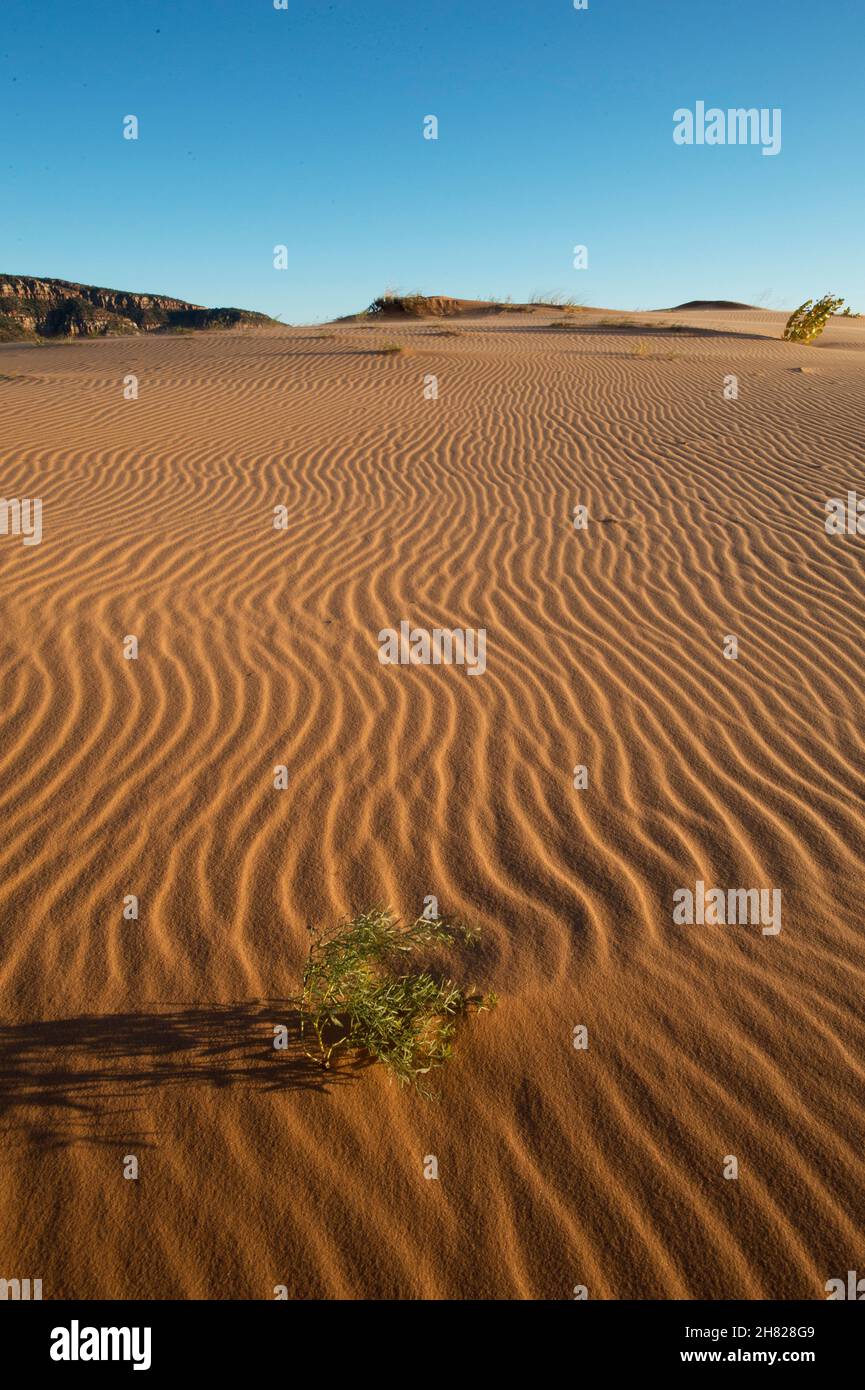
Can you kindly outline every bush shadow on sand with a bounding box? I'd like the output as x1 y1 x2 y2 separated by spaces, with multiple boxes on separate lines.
0 1002 367 1149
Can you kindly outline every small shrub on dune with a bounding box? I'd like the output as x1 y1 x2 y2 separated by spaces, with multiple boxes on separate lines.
783 294 845 344
367 292 427 317
530 293 584 310
377 342 405 355
299 909 497 1094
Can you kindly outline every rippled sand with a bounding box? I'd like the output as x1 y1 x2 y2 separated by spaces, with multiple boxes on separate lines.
1 305 863 1298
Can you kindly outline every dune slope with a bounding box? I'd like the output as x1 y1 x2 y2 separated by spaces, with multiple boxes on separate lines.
0 305 863 1299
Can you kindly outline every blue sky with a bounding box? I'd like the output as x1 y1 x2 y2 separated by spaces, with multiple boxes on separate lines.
1 0 862 322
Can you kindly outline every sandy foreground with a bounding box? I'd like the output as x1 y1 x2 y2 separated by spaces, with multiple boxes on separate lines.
0 305 863 1299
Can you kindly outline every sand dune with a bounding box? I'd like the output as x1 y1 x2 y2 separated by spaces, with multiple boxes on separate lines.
1 304 864 1298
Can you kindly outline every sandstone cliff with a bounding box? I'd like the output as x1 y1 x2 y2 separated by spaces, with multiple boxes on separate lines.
0 275 276 340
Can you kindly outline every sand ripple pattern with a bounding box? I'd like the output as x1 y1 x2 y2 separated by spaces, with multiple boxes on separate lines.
0 310 863 1298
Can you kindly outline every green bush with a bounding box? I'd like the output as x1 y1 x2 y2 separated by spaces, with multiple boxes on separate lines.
783 294 845 344
299 909 496 1093
0 313 32 342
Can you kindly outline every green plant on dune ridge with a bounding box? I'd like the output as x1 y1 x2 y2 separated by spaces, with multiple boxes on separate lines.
783 294 845 344
299 909 497 1094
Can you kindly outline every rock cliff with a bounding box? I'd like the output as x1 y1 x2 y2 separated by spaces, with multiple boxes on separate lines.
0 275 276 340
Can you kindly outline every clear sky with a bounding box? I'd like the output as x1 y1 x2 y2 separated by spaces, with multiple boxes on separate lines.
1 0 862 322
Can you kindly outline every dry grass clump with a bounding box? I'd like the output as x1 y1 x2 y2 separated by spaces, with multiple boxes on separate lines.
530 293 585 310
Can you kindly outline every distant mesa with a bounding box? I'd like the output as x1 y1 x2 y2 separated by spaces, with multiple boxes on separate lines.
665 299 759 311
0 275 277 341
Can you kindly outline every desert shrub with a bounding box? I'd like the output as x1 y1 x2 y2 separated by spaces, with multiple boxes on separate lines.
783 294 845 344
0 314 31 342
368 293 427 316
377 343 404 355
299 909 496 1093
